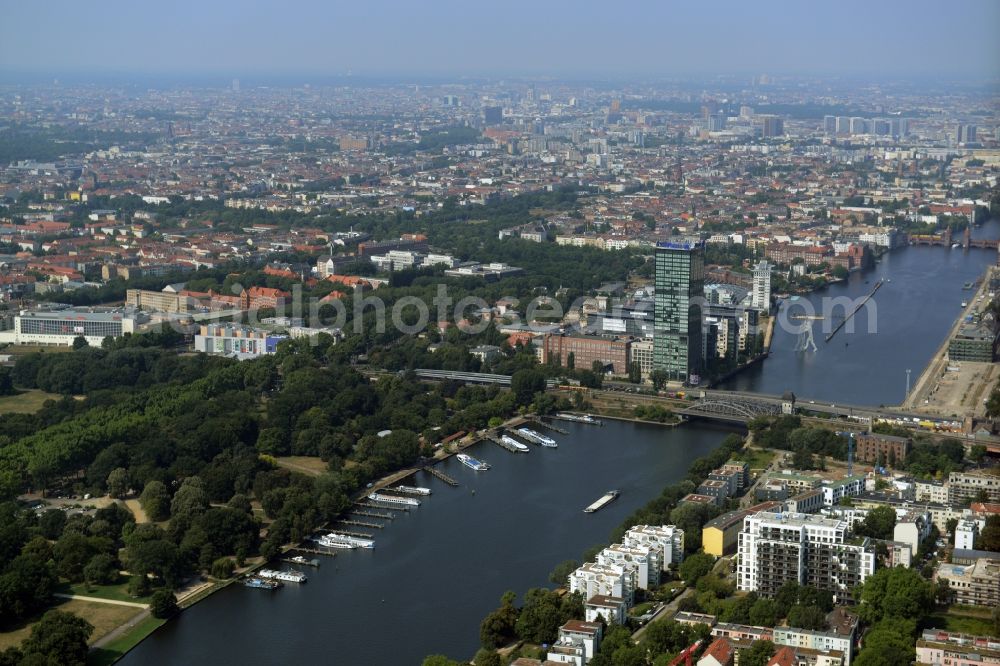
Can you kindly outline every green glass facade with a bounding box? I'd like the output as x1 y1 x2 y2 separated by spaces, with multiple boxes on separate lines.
654 241 705 383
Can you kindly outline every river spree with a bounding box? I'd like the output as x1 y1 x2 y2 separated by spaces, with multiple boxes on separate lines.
123 419 737 665
720 219 1000 406
122 221 998 664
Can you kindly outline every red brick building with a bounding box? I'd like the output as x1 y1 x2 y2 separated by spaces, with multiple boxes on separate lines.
854 432 911 466
240 286 291 310
830 244 873 271
765 243 832 266
541 334 630 375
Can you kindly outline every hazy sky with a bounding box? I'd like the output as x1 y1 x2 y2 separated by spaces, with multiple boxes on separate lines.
2 0 999 80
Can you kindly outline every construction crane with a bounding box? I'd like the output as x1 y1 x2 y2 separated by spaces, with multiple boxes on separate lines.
669 640 704 666
848 433 854 477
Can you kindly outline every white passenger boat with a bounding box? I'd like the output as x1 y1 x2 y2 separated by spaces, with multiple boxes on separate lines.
456 453 490 471
517 427 557 447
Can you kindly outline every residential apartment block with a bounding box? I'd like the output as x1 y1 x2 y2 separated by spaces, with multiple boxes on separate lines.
568 562 630 605
916 630 1000 666
623 524 685 570
773 610 857 665
737 511 874 602
596 545 657 592
936 558 1000 607
915 480 949 505
949 471 1000 505
545 620 603 666
821 476 866 506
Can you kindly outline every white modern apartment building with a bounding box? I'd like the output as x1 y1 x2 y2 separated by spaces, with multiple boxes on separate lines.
857 231 897 248
568 563 630 605
752 261 771 310
596 545 656 592
949 471 1000 504
545 620 603 666
821 476 866 506
623 524 685 569
584 596 626 625
892 510 932 557
915 479 949 504
955 519 981 551
737 511 875 603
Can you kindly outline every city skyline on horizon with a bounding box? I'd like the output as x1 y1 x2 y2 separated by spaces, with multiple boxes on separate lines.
1 0 999 82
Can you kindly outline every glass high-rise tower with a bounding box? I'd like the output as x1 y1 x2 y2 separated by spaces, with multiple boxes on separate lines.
654 240 705 384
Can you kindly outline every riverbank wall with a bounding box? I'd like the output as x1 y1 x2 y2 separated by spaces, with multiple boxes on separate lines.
902 264 996 412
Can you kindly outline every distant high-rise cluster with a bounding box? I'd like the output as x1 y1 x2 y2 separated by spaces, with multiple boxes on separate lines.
957 124 977 144
824 115 909 137
482 105 503 126
756 115 784 138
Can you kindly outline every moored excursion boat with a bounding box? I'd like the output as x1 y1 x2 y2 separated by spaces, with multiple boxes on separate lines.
516 427 557 447
244 577 281 590
258 569 308 583
554 412 601 425
392 485 432 495
499 434 530 452
456 453 491 471
316 535 357 549
368 492 420 506
322 533 375 549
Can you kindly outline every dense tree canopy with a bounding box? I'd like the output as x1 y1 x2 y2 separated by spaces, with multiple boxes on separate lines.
855 506 897 541
856 566 935 624
1 610 94 666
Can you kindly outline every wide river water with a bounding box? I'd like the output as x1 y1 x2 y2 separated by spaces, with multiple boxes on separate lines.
719 219 1000 405
124 419 738 664
123 219 999 665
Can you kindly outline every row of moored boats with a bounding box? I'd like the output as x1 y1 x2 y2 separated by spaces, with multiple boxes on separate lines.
246 484 435 590
247 419 577 590
460 424 562 470
244 567 309 589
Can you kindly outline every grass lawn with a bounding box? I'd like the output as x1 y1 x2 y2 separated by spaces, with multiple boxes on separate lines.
629 601 655 616
88 615 166 666
661 580 685 594
0 389 61 415
69 600 143 643
924 611 998 637
0 621 34 652
58 578 152 604
740 447 777 471
274 456 329 477
0 598 141 652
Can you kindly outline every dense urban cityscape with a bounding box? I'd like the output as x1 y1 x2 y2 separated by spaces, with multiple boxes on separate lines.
1 2 999 666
